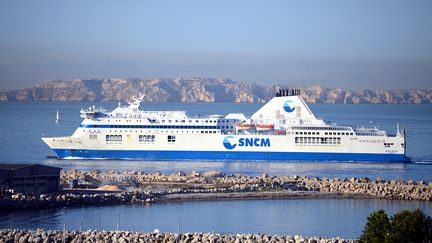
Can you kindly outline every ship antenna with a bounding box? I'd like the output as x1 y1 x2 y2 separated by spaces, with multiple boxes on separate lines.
396 122 400 136
140 87 150 102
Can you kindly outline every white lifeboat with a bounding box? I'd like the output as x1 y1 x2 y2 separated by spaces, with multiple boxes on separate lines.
256 124 274 131
235 123 255 130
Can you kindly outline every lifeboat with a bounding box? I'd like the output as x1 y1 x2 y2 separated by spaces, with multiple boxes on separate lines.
256 124 274 131
235 123 255 130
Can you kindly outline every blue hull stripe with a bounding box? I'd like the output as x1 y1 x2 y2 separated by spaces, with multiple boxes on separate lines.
53 149 409 162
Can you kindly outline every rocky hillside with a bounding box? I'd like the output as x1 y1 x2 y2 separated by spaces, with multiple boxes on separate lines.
0 77 431 104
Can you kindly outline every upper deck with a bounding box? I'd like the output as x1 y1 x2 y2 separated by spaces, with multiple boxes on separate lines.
78 89 402 137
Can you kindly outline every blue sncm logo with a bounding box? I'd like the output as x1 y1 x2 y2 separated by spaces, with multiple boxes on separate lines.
223 136 237 150
283 100 295 113
223 136 271 150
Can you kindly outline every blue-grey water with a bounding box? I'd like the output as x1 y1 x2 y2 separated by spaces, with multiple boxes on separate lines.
0 199 430 239
0 102 431 238
0 102 431 180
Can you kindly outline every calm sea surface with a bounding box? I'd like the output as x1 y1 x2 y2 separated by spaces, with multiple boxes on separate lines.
0 199 430 239
0 102 431 237
0 102 431 180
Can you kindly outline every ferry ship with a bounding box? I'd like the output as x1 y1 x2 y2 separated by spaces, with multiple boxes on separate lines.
42 89 409 162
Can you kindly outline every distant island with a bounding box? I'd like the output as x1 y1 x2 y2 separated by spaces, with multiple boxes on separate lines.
0 77 431 104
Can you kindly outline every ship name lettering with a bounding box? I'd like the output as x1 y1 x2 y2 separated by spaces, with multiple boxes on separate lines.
238 138 271 147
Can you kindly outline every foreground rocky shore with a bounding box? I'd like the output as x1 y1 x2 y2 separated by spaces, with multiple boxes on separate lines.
1 170 431 210
0 229 354 243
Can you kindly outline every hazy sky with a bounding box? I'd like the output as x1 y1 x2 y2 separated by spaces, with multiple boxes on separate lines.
1 0 431 91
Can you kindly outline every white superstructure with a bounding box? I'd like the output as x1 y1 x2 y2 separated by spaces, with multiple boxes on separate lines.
42 89 408 162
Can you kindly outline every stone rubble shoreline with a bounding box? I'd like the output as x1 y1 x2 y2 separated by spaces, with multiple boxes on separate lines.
0 229 355 243
65 169 432 201
1 170 431 210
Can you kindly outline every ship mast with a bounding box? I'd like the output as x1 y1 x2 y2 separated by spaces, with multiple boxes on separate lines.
55 109 60 124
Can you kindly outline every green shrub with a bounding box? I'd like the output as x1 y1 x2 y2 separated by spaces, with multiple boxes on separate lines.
359 209 432 243
358 210 390 242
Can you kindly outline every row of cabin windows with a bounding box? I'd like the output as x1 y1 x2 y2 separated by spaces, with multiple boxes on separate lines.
139 135 155 142
104 133 226 143
106 135 122 142
221 126 234 129
291 126 351 131
167 135 176 143
384 142 394 147
201 131 217 134
295 131 320 135
325 132 354 136
356 132 380 136
160 119 231 123
103 134 177 143
85 125 231 129
106 119 232 124
108 130 218 134
295 137 341 145
139 135 176 143
295 131 353 136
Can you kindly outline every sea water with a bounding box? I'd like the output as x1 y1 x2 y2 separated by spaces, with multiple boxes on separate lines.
0 102 431 180
0 198 430 239
0 102 431 238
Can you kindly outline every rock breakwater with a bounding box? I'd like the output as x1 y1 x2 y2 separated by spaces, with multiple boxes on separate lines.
64 170 432 201
0 229 355 243
0 192 154 210
1 170 430 211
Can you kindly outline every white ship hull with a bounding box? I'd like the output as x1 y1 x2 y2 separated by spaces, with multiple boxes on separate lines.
43 133 406 162
42 90 408 162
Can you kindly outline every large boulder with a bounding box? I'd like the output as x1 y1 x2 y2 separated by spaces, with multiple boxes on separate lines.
202 171 223 178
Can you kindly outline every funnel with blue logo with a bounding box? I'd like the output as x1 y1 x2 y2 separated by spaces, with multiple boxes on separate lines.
283 100 295 113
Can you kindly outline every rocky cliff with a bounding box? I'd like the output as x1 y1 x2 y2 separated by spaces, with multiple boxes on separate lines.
1 77 431 104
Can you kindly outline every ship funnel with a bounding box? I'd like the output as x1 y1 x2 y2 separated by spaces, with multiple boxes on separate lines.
275 88 301 97
252 95 318 122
